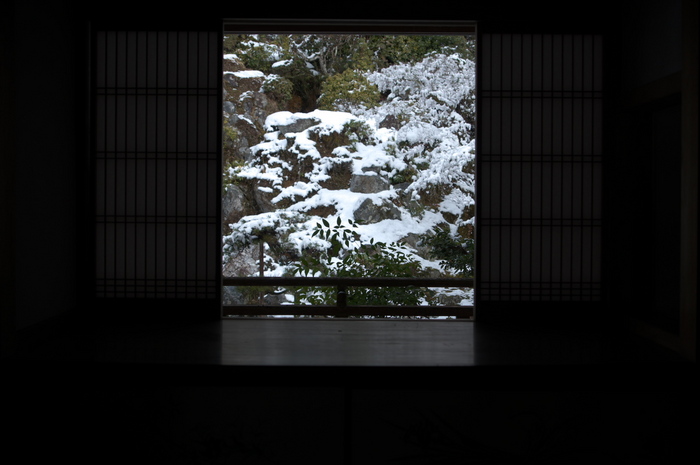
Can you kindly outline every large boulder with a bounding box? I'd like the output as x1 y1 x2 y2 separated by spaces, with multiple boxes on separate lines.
349 173 390 193
224 114 264 165
222 183 257 226
272 116 320 135
222 286 245 306
401 232 433 258
223 70 265 94
353 198 401 224
222 243 259 279
318 160 353 190
253 183 278 213
239 91 279 129
223 68 282 130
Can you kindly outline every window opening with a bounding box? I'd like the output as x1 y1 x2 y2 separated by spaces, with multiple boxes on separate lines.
221 23 477 319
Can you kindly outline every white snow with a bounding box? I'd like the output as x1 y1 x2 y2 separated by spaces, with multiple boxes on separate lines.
222 47 476 313
228 70 265 78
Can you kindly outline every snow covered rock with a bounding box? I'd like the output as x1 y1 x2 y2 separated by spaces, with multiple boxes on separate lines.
222 184 250 225
353 198 402 224
271 116 321 135
349 172 390 194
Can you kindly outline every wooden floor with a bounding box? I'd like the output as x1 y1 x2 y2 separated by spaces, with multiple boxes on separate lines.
219 319 475 366
5 316 695 465
7 315 688 372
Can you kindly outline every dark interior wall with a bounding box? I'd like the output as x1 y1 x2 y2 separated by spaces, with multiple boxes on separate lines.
613 0 683 89
604 0 689 337
6 383 697 465
2 1 695 343
2 8 695 463
1 3 18 353
647 100 683 331
5 1 82 331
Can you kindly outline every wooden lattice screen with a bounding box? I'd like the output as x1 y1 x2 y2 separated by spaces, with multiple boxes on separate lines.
91 29 221 302
476 33 604 308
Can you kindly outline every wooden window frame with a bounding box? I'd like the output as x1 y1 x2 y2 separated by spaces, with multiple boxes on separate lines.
220 20 478 319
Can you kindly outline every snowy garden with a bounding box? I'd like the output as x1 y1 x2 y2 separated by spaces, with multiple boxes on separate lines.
220 34 476 315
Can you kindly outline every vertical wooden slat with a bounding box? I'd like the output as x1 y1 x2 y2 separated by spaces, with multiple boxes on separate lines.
477 33 603 306
92 28 221 302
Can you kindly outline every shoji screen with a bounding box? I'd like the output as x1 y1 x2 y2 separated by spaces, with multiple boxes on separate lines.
91 29 221 303
476 34 603 312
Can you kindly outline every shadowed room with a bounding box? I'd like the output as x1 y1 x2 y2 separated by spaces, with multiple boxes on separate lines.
2 1 696 463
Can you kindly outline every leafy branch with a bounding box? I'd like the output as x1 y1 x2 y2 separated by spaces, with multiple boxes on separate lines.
292 218 436 308
421 226 474 278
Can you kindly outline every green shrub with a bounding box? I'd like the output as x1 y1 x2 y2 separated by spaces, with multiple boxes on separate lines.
421 226 475 278
342 120 375 146
369 35 475 67
390 165 417 185
292 218 435 308
262 75 294 103
234 36 287 73
222 159 244 192
317 69 380 111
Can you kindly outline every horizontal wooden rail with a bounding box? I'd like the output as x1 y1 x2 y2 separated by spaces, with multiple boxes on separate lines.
222 276 474 318
222 305 473 318
223 276 474 287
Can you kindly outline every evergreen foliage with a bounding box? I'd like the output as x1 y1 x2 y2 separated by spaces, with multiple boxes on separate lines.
292 218 435 308
317 69 381 111
261 74 295 104
421 226 475 278
223 33 475 110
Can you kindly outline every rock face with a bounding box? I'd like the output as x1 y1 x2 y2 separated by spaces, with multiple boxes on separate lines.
222 58 398 237
353 198 402 224
239 91 278 130
222 243 258 279
222 61 282 168
225 115 260 163
349 173 390 194
222 184 249 225
221 51 476 294
272 117 320 135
